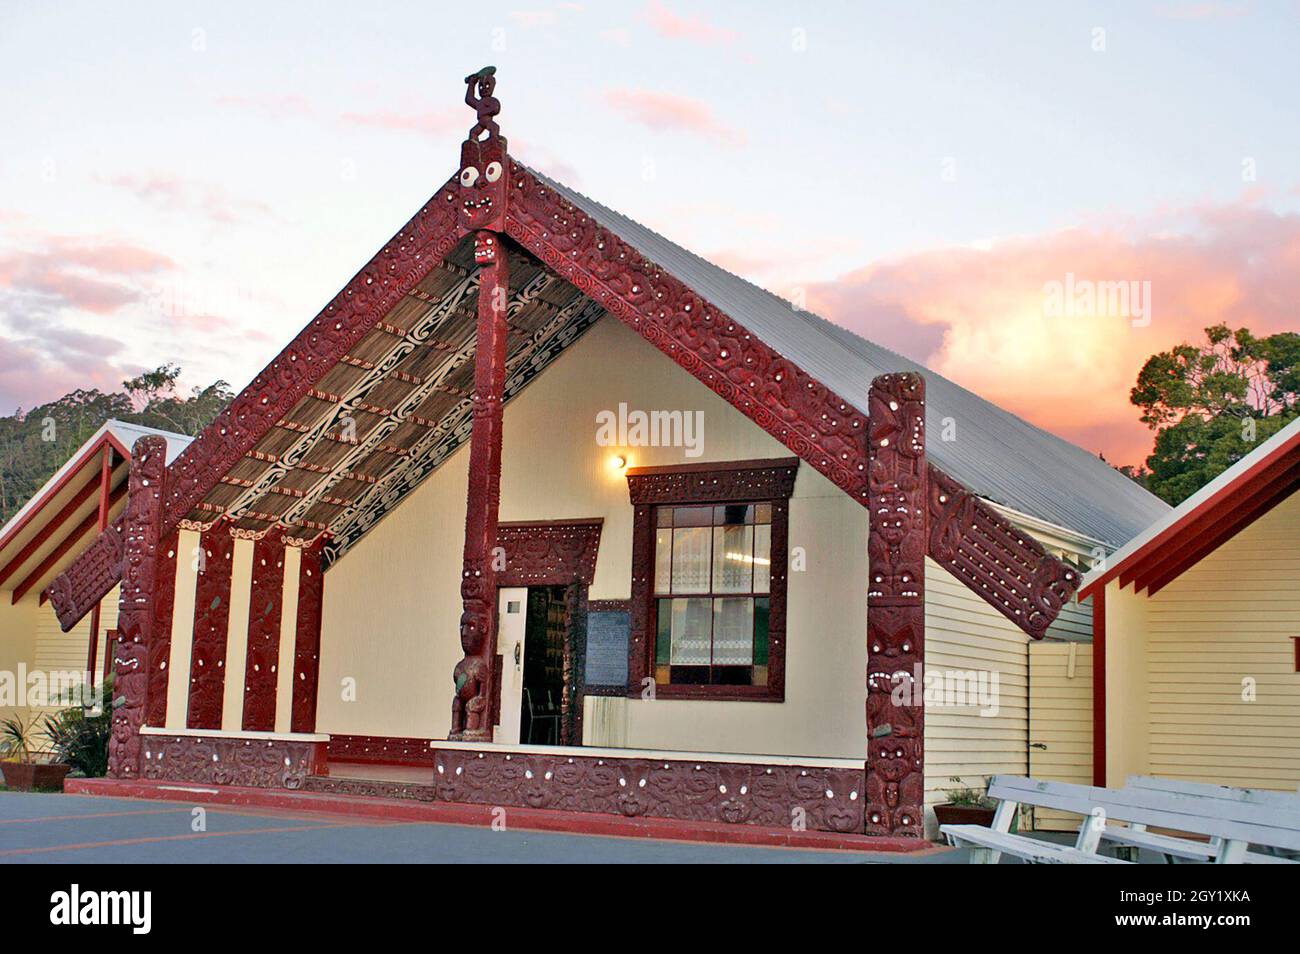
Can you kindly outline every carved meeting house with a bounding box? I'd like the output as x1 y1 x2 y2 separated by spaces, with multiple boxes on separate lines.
46 69 1164 839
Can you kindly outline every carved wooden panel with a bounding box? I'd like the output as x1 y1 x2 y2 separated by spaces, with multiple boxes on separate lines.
144 528 179 728
108 436 167 780
290 541 324 734
495 519 602 587
48 513 125 632
241 534 286 731
927 464 1081 639
306 748 866 833
186 524 235 730
141 735 325 790
865 373 927 837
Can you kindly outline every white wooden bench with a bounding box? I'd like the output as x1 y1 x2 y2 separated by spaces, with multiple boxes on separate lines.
941 775 1300 864
940 777 1129 864
1100 776 1300 864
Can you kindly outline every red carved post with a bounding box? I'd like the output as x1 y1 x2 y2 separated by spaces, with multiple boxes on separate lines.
865 373 927 836
449 68 511 742
291 539 325 733
110 435 168 778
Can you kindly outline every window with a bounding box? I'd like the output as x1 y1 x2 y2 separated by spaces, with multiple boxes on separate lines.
627 458 797 701
653 503 772 687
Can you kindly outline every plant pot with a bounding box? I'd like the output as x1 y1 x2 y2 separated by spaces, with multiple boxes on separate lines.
933 802 997 829
0 761 72 792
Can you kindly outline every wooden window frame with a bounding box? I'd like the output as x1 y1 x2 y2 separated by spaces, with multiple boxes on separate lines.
626 458 798 702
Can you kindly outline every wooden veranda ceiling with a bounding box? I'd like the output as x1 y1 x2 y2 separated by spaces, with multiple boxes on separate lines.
184 234 605 564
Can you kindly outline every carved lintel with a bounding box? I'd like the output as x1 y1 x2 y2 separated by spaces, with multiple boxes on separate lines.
865 373 927 837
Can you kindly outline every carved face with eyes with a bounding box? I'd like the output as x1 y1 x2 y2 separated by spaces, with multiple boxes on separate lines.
458 138 506 231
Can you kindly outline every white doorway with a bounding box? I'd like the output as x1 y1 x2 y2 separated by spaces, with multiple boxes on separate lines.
493 587 528 744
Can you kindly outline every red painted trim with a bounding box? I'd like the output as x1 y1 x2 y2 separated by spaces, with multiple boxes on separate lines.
62 776 936 854
0 471 100 588
0 433 114 556
1080 427 1300 599
1092 586 1106 787
242 535 286 731
86 447 115 688
11 481 127 604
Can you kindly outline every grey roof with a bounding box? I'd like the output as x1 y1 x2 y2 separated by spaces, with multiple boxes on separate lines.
531 167 1169 547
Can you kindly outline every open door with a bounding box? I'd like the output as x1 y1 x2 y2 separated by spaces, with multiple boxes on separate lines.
493 587 528 744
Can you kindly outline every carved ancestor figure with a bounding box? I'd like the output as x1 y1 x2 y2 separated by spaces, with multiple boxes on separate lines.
457 67 507 232
451 599 492 736
864 372 927 836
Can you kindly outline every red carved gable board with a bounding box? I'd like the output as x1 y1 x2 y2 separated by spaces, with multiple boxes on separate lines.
47 84 1079 647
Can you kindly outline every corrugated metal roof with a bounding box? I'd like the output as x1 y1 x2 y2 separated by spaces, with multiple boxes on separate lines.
529 167 1169 547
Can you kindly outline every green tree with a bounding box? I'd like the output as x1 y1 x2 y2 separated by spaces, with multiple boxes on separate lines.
1131 324 1300 504
0 366 233 524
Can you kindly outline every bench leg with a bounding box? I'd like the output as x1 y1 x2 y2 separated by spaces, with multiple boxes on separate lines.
969 847 1001 864
1114 845 1140 863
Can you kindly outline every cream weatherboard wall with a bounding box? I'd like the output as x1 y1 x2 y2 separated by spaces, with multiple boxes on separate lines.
318 315 1102 803
1028 639 1093 829
1143 490 1300 789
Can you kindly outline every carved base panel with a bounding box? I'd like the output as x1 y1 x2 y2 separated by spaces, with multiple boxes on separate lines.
309 746 866 833
141 735 326 790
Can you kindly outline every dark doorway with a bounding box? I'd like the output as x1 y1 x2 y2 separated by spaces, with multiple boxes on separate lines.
520 586 569 745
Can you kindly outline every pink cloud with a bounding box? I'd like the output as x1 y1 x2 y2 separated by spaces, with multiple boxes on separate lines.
603 88 747 146
643 1 738 45
0 238 175 314
800 197 1300 468
101 173 273 225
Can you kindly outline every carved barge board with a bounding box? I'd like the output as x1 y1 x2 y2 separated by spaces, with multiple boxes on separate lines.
927 464 1081 640
109 436 168 779
865 373 927 837
47 512 125 631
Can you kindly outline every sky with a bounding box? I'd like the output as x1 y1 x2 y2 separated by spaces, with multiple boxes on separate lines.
1 0 1298 467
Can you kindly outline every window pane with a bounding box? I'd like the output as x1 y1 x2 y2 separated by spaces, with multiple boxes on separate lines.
655 599 673 665
673 506 713 527
715 503 752 525
753 523 771 593
712 524 753 593
654 529 672 593
669 598 712 664
754 597 770 665
671 527 711 593
754 503 772 525
656 507 673 528
711 666 753 685
712 597 753 665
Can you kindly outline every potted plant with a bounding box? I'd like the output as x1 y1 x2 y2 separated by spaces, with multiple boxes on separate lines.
0 714 72 791
932 775 1003 829
42 676 113 779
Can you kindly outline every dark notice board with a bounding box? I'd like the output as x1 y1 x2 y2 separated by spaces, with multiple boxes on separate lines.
584 607 630 689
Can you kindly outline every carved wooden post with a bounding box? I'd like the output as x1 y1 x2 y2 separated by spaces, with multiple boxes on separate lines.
865 373 927 836
449 230 510 741
110 435 168 778
448 67 511 742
